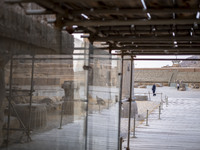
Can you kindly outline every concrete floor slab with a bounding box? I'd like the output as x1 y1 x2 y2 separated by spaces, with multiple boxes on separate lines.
123 87 200 150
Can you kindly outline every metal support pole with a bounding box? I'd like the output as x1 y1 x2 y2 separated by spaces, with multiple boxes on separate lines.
107 98 110 109
165 96 168 107
120 137 124 150
127 56 133 150
27 55 35 142
132 114 136 138
160 101 163 110
108 54 112 109
6 54 13 146
58 102 64 129
161 93 164 110
85 42 91 150
99 104 101 113
159 105 161 120
146 110 149 126
118 54 124 150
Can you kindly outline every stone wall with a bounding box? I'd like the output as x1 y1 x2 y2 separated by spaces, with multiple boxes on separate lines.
0 2 74 146
0 2 74 55
134 67 200 84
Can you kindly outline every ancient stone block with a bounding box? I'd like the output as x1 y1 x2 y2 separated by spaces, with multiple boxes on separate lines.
138 85 147 88
13 104 47 129
134 95 148 101
121 101 138 118
3 116 20 138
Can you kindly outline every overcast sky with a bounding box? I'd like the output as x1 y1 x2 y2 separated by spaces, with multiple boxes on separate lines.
134 55 191 68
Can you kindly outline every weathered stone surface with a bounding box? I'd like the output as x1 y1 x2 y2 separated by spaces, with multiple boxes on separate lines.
135 95 148 101
13 104 47 129
138 85 147 88
155 83 163 87
62 81 74 101
0 57 7 146
137 114 145 121
122 61 131 98
179 83 186 91
134 68 200 84
0 2 74 55
61 81 74 121
121 101 138 118
3 116 20 139
134 83 139 88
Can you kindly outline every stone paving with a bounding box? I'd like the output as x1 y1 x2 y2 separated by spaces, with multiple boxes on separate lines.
123 87 200 150
2 103 119 150
2 86 200 150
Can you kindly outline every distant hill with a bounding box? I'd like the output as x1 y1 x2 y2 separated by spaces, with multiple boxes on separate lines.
180 55 200 67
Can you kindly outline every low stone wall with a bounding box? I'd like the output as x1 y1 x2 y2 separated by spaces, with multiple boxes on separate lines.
134 68 200 84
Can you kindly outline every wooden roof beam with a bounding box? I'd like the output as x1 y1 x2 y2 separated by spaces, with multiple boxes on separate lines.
94 36 200 42
26 9 54 15
71 8 200 16
119 51 200 55
65 19 200 27
109 47 200 51
118 43 200 47
4 0 32 3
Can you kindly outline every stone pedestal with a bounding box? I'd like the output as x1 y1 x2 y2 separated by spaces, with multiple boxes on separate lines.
61 81 74 121
135 95 148 101
13 104 47 129
63 101 74 115
3 116 20 138
121 101 138 118
62 81 74 101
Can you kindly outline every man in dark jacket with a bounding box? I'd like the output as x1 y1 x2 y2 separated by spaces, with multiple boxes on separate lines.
152 84 156 96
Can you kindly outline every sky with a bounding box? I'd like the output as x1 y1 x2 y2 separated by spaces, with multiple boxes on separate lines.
134 55 191 68
73 34 83 41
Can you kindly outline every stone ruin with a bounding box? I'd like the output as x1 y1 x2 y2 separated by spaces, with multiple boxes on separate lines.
61 81 74 121
121 100 138 118
13 104 47 129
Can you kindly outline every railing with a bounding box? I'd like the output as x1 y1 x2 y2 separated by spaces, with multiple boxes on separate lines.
120 94 169 150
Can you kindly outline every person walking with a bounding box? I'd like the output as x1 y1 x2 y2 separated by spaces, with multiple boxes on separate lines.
152 84 156 96
177 83 180 90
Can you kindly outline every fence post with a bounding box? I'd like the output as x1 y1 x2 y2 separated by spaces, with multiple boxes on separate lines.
166 96 168 107
160 101 163 112
146 110 149 126
159 105 161 119
132 114 137 138
148 91 151 101
99 104 101 113
58 102 64 129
